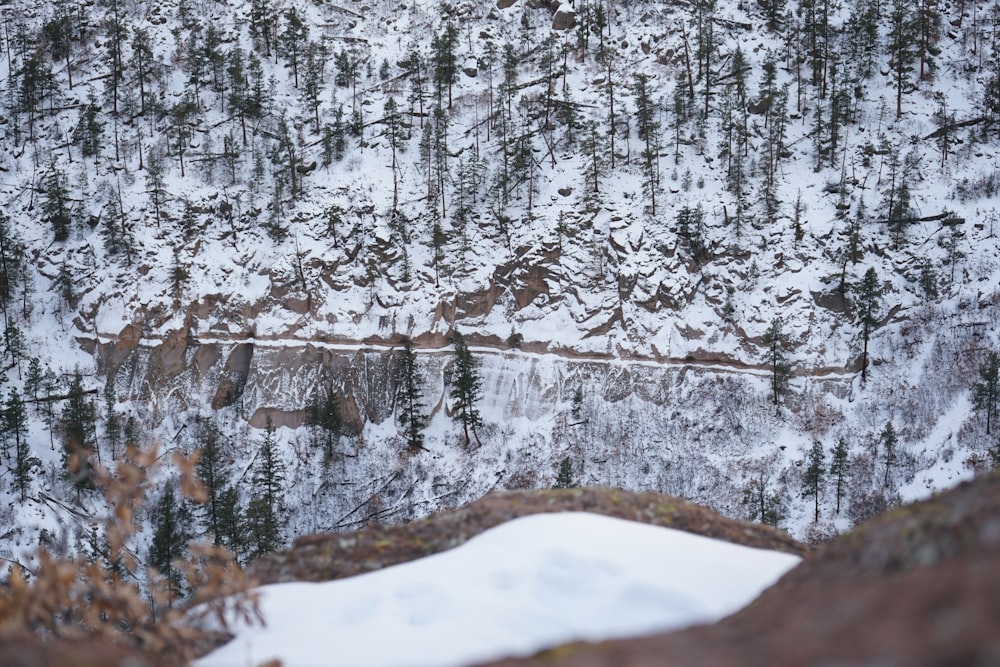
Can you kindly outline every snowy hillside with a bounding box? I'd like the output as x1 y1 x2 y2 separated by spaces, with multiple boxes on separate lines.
1 0 999 576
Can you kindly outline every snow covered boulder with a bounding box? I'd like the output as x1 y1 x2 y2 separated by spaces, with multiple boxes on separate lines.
552 4 576 30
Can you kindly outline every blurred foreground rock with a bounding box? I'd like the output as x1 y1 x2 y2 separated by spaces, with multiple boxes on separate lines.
248 486 806 585
481 472 1000 667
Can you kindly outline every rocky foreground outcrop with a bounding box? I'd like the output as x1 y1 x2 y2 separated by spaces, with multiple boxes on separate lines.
481 472 1000 667
248 486 806 585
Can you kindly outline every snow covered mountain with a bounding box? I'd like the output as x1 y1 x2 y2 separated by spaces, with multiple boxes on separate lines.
1 0 999 570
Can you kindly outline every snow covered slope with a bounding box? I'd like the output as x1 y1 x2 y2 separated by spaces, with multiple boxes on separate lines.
0 0 999 567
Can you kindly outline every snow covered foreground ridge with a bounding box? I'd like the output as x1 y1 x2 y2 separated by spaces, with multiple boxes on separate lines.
198 512 801 667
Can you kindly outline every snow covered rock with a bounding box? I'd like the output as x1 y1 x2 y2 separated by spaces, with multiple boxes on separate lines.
485 471 1000 667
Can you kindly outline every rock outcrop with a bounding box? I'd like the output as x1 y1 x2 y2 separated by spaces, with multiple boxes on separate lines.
248 487 805 585
482 471 1000 667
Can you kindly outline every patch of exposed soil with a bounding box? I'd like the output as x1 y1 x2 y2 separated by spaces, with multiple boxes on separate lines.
248 486 806 585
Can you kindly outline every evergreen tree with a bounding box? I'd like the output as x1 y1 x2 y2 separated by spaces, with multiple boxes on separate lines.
742 475 784 527
247 419 285 557
130 27 157 116
633 73 661 215
102 377 121 461
853 267 882 382
301 41 327 131
279 7 309 88
887 0 916 118
914 0 940 81
762 317 791 406
194 417 230 544
145 152 167 228
396 338 426 453
6 391 35 501
250 0 276 56
72 97 104 161
571 387 584 421
801 440 825 522
54 261 76 310
43 166 73 242
676 204 706 265
62 371 96 492
829 437 850 515
216 485 246 560
880 421 898 488
449 331 483 447
253 420 285 510
148 483 193 601
0 211 22 320
973 351 1000 435
24 357 43 403
383 97 406 213
42 7 75 89
431 21 459 109
305 387 341 465
554 457 576 488
102 0 126 115
245 494 281 560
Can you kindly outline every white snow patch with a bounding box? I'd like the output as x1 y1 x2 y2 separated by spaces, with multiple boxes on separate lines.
198 512 799 667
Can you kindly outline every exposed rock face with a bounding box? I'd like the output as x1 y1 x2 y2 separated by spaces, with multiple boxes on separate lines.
552 5 576 30
482 471 1000 667
248 487 805 585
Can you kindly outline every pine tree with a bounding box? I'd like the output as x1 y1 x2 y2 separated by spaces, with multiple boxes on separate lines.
449 331 483 447
72 97 104 161
633 73 661 215
6 391 36 501
853 267 882 382
829 437 849 515
431 21 459 109
43 166 73 242
194 417 230 544
42 7 75 89
247 419 285 557
245 495 281 560
102 377 121 461
301 41 327 131
249 0 276 57
554 457 576 488
0 211 22 319
801 441 825 522
279 8 309 88
148 483 193 601
383 97 406 213
973 351 1000 435
216 485 246 561
762 317 791 406
62 371 96 492
571 387 584 421
253 420 285 510
130 27 157 116
54 261 76 310
742 475 784 527
676 204 706 265
887 0 916 118
396 339 427 453
880 421 898 488
305 387 341 465
914 0 941 80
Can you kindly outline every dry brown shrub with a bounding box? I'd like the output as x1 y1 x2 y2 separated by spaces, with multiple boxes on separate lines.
0 443 261 663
